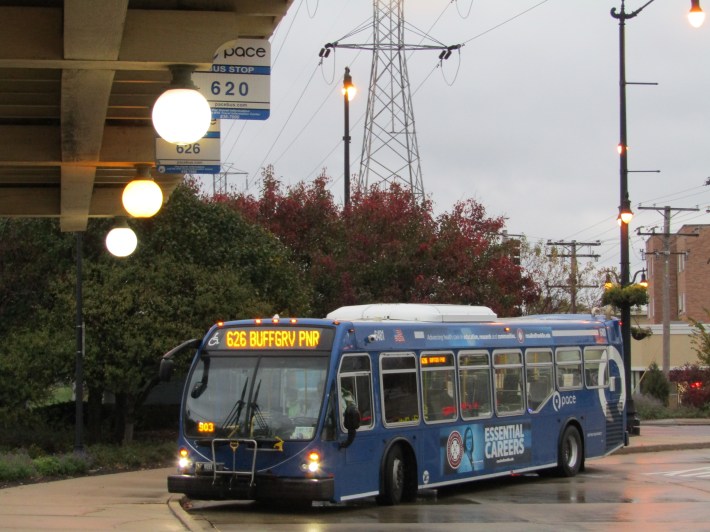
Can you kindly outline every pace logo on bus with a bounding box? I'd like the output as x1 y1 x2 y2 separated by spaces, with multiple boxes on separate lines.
552 391 576 412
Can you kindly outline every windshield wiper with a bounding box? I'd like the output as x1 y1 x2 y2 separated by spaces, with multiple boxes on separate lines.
247 379 269 436
222 377 249 437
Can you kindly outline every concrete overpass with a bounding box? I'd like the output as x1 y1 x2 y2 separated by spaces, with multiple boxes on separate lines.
0 0 293 231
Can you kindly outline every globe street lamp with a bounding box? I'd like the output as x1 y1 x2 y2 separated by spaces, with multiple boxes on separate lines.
105 217 138 258
122 164 163 218
342 67 356 206
152 65 212 145
610 0 702 437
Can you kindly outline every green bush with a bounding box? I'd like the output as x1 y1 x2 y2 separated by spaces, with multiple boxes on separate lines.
86 440 175 472
0 452 35 482
33 454 90 477
633 393 667 420
32 456 63 477
640 362 670 406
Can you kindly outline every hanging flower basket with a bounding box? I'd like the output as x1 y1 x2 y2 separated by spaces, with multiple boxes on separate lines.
601 283 648 309
631 326 653 340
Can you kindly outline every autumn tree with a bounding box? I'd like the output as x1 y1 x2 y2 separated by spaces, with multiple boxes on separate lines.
222 167 343 316
427 198 538 316
226 172 538 317
339 183 438 307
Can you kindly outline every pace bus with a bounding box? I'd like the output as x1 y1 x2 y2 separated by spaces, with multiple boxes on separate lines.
160 304 627 505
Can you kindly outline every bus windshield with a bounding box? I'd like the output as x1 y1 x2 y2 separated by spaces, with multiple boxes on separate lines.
184 352 328 441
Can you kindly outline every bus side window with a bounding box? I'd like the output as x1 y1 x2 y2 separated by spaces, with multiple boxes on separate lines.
556 348 583 390
493 350 524 416
421 352 456 423
525 349 554 412
459 351 492 420
380 353 420 426
338 354 374 430
584 347 608 389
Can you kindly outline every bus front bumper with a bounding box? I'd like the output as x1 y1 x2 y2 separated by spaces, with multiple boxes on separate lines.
168 473 335 501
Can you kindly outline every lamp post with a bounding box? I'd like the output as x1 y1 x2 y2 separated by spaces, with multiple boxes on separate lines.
610 0 702 437
74 232 84 453
610 0 642 436
342 67 356 206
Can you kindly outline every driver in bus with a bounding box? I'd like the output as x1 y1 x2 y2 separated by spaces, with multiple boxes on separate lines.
340 383 357 415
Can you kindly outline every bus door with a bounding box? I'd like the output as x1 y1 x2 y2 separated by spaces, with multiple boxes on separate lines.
578 346 609 454
603 345 626 449
330 353 378 500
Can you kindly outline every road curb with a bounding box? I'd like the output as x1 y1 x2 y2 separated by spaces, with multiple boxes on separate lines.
617 441 710 455
168 496 210 532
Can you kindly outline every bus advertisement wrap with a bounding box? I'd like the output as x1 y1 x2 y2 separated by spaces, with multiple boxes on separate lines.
441 422 532 476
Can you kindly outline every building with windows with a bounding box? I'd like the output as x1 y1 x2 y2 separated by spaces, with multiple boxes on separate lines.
645 224 710 324
626 224 710 399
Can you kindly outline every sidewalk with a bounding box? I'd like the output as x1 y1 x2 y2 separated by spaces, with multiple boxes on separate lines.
616 418 710 454
0 421 708 531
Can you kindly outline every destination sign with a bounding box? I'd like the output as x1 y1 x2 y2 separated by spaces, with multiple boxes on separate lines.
421 353 454 366
207 327 333 351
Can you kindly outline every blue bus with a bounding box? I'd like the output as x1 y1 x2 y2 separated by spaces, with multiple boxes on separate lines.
161 304 627 505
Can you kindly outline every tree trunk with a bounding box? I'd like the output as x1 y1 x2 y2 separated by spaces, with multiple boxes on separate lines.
87 386 103 443
123 393 136 445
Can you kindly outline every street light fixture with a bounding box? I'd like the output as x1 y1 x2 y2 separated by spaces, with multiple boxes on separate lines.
610 0 701 437
632 268 648 288
342 66 356 206
122 164 163 218
689 0 706 27
105 217 138 257
602 268 646 289
152 65 212 145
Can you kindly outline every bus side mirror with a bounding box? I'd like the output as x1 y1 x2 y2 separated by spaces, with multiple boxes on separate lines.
159 358 175 382
339 404 361 449
159 338 200 382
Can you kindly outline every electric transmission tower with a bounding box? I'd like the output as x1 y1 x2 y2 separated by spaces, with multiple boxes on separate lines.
321 1 458 202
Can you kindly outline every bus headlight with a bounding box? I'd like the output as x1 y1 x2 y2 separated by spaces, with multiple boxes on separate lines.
178 448 191 471
302 450 321 473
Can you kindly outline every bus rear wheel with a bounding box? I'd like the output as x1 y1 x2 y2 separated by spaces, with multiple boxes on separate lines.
556 425 583 477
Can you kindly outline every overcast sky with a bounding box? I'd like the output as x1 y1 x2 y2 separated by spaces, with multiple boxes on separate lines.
213 0 710 276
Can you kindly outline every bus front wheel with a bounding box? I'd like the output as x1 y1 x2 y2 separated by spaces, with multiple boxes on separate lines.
556 425 583 477
377 445 406 505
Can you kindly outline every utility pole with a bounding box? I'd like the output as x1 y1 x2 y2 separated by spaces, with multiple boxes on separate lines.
638 205 698 375
546 240 601 313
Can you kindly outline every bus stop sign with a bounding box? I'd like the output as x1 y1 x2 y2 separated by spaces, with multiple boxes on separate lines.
193 39 271 120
